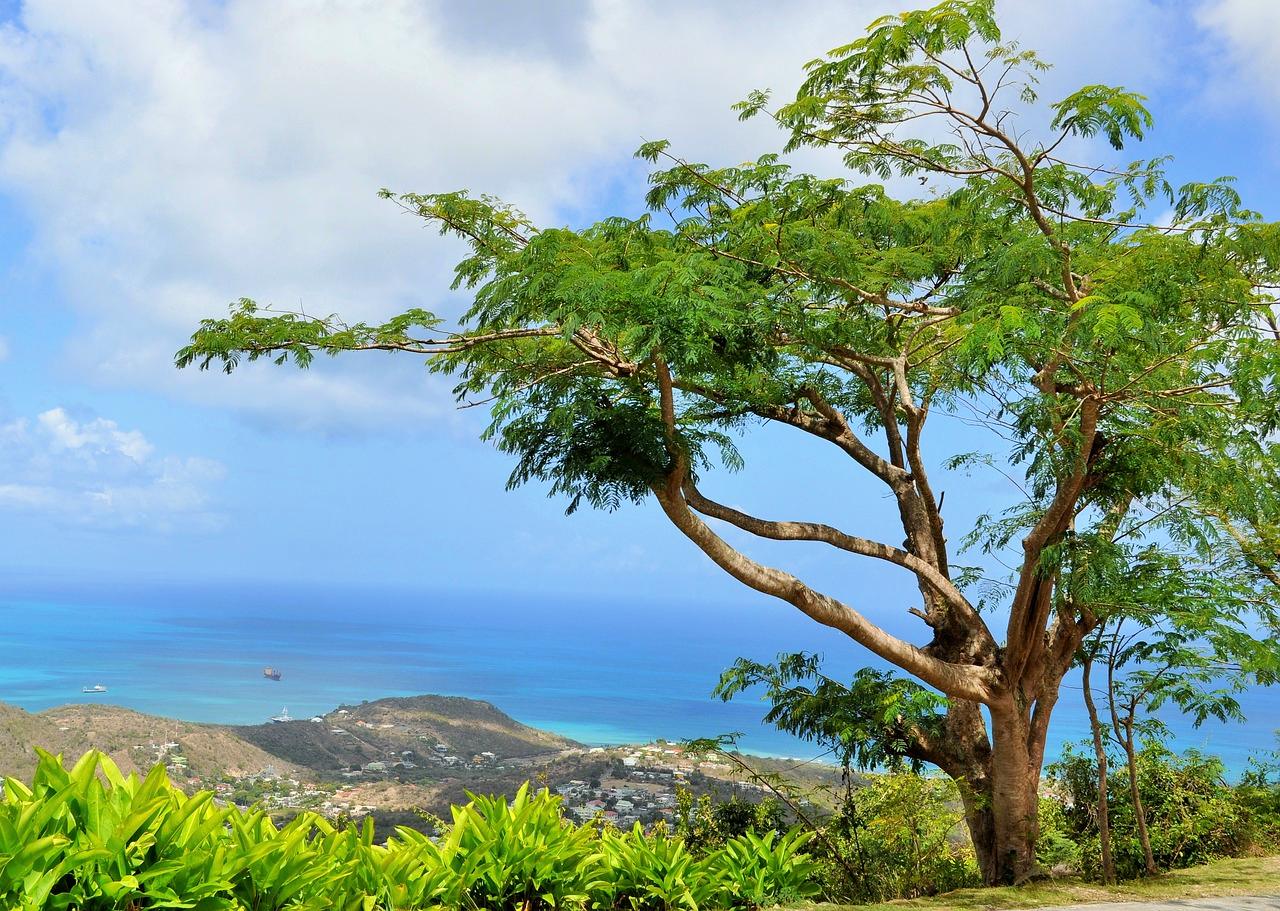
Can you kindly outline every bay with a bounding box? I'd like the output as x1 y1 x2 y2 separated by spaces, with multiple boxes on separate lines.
0 579 1275 775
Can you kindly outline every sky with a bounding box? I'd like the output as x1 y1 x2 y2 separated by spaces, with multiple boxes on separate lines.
1 0 1279 622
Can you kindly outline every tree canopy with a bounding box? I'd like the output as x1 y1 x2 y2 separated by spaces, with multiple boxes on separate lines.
178 0 1280 884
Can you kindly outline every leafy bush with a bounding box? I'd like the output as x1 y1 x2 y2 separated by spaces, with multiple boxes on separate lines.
0 749 820 910
434 786 605 910
1036 796 1084 873
707 829 820 908
600 823 711 911
671 789 785 855
1238 756 1280 849
810 771 980 903
1047 741 1267 880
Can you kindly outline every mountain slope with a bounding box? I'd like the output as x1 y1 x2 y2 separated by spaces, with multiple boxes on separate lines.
0 694 576 785
0 702 303 781
231 694 576 776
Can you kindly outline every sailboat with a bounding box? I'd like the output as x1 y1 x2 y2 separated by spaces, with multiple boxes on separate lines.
271 706 292 723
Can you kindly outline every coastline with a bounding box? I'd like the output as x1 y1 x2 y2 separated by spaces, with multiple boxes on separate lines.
2 587 1275 774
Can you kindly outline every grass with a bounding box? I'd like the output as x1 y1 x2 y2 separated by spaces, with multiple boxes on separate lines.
797 854 1280 910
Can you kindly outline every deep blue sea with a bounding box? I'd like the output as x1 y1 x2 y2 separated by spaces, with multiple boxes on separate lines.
1 580 1275 776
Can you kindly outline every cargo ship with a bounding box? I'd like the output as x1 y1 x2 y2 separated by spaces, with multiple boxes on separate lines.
263 666 282 681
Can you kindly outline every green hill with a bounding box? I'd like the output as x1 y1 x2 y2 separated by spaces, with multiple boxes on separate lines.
0 702 302 782
231 694 577 777
0 694 576 786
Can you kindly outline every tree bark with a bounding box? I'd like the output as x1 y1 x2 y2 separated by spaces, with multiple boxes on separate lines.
1081 654 1116 883
1120 719 1159 875
932 698 1049 885
986 707 1043 884
1105 654 1158 878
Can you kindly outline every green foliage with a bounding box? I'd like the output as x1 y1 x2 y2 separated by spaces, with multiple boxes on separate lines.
0 750 822 910
671 788 785 856
175 0 1280 884
707 830 819 909
715 653 947 772
599 824 712 911
177 0 1280 545
814 772 980 903
1047 742 1271 881
1036 797 1084 872
1238 740 1280 848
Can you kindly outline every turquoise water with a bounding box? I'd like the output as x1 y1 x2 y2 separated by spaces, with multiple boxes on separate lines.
1 580 1275 773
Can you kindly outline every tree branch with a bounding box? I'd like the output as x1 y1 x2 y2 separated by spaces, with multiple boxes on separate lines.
651 482 999 704
681 480 991 646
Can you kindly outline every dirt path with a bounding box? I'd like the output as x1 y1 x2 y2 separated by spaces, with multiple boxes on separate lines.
1042 896 1280 911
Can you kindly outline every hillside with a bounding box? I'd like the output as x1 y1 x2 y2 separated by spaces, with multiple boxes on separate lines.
0 702 303 782
231 694 576 779
0 693 576 789
0 695 824 828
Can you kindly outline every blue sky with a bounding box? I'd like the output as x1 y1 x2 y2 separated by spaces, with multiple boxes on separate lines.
0 0 1279 622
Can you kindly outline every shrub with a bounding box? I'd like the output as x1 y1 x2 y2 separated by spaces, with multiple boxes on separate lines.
1238 741 1280 850
0 750 822 910
1036 796 1084 873
671 789 785 855
809 771 980 903
1046 741 1265 880
707 829 820 908
599 823 712 911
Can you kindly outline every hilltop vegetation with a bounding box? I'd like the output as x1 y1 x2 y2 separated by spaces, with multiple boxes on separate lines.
0 749 818 911
2 742 1277 910
179 0 1280 885
233 694 575 778
0 702 302 782
0 693 576 801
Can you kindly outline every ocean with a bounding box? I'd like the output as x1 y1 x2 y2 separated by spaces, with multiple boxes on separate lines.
1 579 1275 776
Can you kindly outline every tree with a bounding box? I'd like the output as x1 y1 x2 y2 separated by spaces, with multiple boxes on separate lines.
1051 505 1280 881
176 0 1280 885
1079 640 1115 882
1090 604 1279 877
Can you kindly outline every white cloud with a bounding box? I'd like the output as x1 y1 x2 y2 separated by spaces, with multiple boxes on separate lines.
36 406 154 462
0 407 225 530
1197 0 1280 119
0 0 1183 432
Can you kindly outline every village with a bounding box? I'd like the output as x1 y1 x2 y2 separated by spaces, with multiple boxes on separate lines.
141 730 774 829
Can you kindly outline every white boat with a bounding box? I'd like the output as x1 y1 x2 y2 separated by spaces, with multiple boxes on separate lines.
271 706 292 723
81 684 108 694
